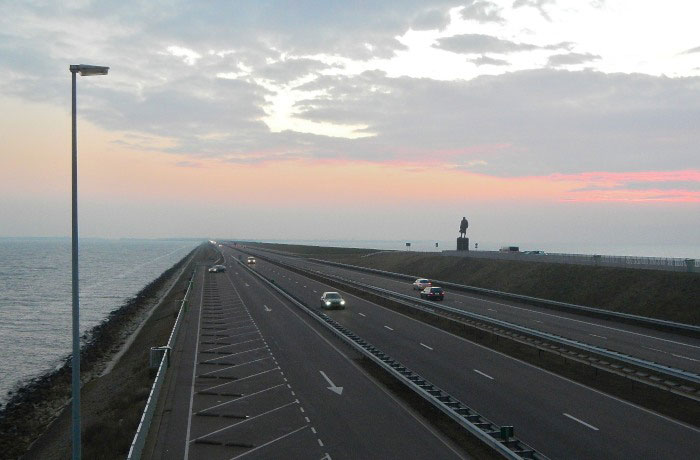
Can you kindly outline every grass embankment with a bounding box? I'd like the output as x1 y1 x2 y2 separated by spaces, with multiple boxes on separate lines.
250 243 700 325
0 243 216 459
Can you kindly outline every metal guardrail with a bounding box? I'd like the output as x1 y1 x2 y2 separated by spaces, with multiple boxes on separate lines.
440 250 699 273
233 256 547 459
127 270 195 460
307 258 700 336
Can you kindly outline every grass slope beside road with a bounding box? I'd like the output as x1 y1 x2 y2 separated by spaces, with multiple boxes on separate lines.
248 243 700 325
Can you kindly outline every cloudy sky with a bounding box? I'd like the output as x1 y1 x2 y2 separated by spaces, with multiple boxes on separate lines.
1 0 698 256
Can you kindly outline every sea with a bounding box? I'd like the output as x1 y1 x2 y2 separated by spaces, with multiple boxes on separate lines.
0 238 199 407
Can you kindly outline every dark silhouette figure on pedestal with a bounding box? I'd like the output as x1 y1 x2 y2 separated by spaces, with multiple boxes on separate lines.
459 217 468 238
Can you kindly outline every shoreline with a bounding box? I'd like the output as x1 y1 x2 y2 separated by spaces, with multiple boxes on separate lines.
0 245 200 458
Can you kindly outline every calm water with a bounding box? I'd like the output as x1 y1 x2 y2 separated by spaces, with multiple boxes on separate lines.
0 238 199 406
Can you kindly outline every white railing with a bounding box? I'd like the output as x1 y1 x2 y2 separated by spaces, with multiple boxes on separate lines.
126 271 195 460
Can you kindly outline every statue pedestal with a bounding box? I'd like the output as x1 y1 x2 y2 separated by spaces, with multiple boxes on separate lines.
457 237 469 251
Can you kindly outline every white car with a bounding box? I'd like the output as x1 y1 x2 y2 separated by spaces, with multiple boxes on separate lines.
320 292 346 309
208 264 226 273
246 256 256 264
412 278 431 290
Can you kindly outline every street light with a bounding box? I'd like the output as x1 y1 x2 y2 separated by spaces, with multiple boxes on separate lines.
69 63 108 460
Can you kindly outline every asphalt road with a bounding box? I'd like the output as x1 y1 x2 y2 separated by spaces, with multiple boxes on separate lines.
145 257 466 459
245 248 700 374
228 246 700 459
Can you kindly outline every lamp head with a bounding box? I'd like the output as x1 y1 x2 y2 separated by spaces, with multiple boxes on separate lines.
70 64 109 76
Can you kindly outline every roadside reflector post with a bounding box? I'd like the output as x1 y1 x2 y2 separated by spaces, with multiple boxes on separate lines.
500 425 514 441
149 346 171 371
685 259 695 273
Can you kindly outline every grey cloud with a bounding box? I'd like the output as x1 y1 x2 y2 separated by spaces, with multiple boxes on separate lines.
412 9 451 30
293 69 700 176
435 34 568 54
471 55 510 66
462 1 505 23
682 46 700 54
548 52 601 67
512 0 556 21
256 58 337 83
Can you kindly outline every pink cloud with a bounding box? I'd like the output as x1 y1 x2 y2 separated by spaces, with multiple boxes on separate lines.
544 170 700 203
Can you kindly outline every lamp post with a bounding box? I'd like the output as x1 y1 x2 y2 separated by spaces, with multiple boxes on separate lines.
69 64 108 460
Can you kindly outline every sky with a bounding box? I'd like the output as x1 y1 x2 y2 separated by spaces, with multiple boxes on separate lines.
0 0 699 257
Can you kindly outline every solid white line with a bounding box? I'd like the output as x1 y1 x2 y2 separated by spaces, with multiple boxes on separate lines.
420 343 433 351
473 369 494 380
201 346 269 363
358 312 366 317
384 325 394 331
229 425 309 460
200 356 274 376
201 383 285 412
202 367 281 392
203 337 263 353
184 269 205 460
564 413 599 431
192 400 298 443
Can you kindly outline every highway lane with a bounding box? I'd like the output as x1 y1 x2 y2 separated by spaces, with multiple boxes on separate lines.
229 249 700 460
148 254 467 458
242 247 700 374
224 257 466 459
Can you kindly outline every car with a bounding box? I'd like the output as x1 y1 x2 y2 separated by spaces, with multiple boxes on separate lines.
524 250 546 255
208 264 226 273
420 286 444 301
246 256 256 264
320 292 346 309
412 278 432 290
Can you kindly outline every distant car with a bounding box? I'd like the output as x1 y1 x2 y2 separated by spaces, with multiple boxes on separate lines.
420 286 444 301
320 292 346 309
412 278 432 290
208 264 226 273
246 256 256 264
500 246 520 252
524 250 546 255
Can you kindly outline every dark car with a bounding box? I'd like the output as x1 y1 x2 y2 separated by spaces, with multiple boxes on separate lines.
208 264 226 273
320 291 346 309
420 286 444 301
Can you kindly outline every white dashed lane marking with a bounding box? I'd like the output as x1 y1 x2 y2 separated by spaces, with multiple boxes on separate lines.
564 413 599 431
473 369 494 380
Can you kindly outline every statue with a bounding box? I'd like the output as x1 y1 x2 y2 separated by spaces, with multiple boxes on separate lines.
459 216 468 238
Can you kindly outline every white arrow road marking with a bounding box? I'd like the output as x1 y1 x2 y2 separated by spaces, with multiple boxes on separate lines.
564 413 599 431
264 305 272 312
319 371 343 395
